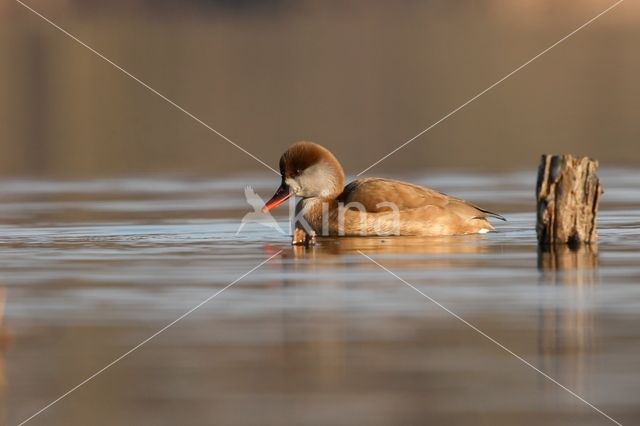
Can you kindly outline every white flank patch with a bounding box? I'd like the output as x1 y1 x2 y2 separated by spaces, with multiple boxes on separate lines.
478 228 490 234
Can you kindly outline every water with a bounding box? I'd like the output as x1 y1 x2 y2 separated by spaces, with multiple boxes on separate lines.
1 169 639 425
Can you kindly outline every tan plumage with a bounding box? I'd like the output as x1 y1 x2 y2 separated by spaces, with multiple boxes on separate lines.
263 141 505 244
338 177 504 233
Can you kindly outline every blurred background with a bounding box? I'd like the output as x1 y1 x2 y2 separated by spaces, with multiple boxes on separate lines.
0 0 638 178
2 3 640 425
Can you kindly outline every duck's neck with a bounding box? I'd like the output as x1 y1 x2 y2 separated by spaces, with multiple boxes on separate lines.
295 196 339 235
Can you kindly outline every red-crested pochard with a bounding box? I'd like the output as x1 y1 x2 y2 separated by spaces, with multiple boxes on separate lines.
263 141 505 245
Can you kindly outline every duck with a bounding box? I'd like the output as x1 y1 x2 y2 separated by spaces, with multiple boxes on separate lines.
262 141 505 245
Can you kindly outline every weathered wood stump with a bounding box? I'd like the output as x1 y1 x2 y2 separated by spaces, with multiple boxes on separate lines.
536 154 602 246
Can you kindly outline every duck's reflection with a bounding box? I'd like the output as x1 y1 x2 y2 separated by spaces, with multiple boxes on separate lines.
282 235 490 271
537 244 599 394
265 236 492 383
321 235 490 254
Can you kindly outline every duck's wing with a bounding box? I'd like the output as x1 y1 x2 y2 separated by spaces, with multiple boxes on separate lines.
338 178 505 221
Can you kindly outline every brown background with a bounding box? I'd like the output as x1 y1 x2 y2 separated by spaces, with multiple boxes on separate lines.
0 0 638 177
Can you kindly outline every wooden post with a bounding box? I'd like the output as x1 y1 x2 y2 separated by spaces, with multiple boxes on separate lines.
536 154 602 246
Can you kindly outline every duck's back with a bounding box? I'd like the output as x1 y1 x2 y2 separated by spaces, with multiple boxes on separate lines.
337 178 503 235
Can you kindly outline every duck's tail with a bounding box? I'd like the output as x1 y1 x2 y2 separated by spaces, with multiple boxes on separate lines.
478 208 506 221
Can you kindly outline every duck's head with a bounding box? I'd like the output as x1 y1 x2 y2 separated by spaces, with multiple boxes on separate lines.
263 141 344 212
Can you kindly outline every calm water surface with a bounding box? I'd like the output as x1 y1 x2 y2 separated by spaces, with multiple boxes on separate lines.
0 169 639 425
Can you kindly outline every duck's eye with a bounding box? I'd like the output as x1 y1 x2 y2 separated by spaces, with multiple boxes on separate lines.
295 168 301 176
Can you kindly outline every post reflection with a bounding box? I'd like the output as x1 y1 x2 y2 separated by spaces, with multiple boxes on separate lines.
537 244 599 395
0 287 9 424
